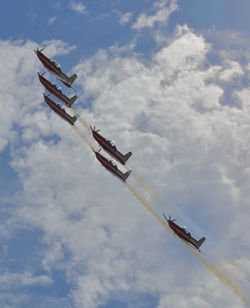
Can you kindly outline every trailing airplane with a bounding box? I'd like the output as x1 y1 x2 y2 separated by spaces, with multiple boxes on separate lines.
163 214 206 251
90 126 132 165
34 48 77 88
38 73 77 107
92 148 132 182
43 94 77 126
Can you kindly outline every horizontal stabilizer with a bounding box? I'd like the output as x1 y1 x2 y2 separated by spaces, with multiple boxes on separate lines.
68 73 77 85
124 169 132 180
69 95 77 106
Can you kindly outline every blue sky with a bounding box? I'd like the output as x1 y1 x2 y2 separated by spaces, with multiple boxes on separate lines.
0 1 250 307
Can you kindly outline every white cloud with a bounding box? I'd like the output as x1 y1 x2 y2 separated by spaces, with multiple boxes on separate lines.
53 1 62 9
0 26 249 307
48 16 57 25
0 272 53 290
69 1 86 14
119 12 133 25
132 0 178 30
205 29 250 50
219 61 244 82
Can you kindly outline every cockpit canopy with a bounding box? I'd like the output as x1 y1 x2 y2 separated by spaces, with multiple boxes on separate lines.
51 60 61 69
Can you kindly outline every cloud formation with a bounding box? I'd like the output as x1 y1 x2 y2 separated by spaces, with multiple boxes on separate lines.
48 16 57 25
119 12 133 25
69 1 86 14
133 0 178 30
0 21 249 308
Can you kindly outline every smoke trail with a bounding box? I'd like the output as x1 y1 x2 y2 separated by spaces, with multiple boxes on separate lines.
71 125 98 152
70 123 248 302
124 182 169 229
69 109 161 200
131 171 158 198
229 261 249 277
124 183 248 304
199 254 248 303
78 118 92 133
71 120 247 302
69 108 92 133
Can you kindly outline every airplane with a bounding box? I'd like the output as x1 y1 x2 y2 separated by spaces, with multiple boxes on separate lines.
90 126 132 165
163 214 206 251
38 73 77 107
92 148 132 182
43 94 77 126
34 48 77 88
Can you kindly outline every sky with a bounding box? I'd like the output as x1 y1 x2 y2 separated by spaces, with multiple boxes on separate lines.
0 0 250 307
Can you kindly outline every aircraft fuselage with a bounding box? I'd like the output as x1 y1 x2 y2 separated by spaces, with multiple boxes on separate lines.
43 94 77 125
94 151 131 182
35 49 73 87
91 129 132 165
38 73 76 107
165 218 205 250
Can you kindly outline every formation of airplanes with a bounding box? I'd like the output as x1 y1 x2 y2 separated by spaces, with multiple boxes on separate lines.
35 48 206 252
35 48 133 183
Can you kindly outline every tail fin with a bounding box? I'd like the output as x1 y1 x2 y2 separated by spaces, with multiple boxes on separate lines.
69 95 78 106
68 73 77 85
196 237 206 248
123 169 132 180
123 151 132 162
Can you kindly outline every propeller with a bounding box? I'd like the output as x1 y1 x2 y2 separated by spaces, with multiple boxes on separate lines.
38 71 46 77
91 125 100 133
36 47 45 52
94 125 100 133
163 213 176 222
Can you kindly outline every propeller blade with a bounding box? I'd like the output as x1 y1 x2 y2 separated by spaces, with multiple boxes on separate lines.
37 47 45 52
162 213 168 221
94 126 100 133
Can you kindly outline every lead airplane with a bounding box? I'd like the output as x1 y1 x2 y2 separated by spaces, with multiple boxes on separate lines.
92 148 132 182
43 94 77 126
34 48 77 88
90 126 132 165
38 73 77 107
163 214 206 251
